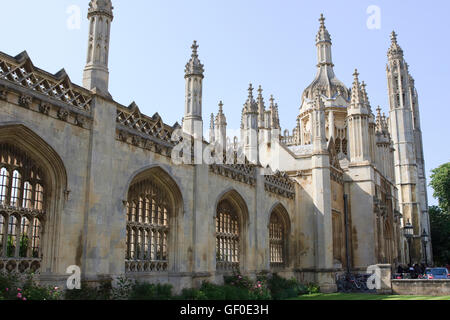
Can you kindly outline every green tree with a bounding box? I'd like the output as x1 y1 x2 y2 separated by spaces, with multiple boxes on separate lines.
428 206 450 265
430 162 450 212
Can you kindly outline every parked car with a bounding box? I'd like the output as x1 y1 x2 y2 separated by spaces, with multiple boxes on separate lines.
423 268 450 280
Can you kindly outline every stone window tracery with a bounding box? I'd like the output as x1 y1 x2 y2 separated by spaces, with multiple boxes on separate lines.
0 143 45 273
125 179 169 273
216 200 239 271
269 213 285 267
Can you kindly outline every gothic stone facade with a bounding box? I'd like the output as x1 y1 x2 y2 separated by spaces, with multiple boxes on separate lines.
0 2 431 293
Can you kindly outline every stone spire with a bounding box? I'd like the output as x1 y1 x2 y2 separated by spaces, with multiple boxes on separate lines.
83 0 114 95
388 31 403 59
185 40 205 77
244 83 257 112
209 113 215 143
257 85 265 128
183 41 204 136
349 69 365 112
241 83 259 163
316 13 332 62
215 101 227 126
273 103 280 129
215 101 227 150
348 69 371 162
376 106 383 132
301 14 348 105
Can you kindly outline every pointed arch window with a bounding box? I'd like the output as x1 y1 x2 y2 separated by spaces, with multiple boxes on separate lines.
0 143 46 272
216 200 240 271
269 212 285 268
125 179 170 273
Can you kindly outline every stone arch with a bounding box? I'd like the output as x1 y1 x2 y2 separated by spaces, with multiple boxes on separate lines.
124 166 184 273
0 124 67 273
267 202 291 268
214 188 250 273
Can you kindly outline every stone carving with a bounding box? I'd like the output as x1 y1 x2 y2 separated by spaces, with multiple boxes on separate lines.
75 115 85 127
39 102 50 115
0 85 6 100
18 95 32 108
57 108 69 121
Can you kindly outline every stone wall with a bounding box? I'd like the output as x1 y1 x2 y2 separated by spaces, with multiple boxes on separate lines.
391 280 450 296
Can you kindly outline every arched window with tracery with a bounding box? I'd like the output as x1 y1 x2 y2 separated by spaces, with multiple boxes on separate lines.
216 200 240 271
269 205 290 269
0 143 45 273
269 213 284 267
125 179 169 273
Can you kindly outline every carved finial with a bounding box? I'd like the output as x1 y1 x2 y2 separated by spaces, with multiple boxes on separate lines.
216 101 227 126
388 30 403 58
390 31 397 44
353 69 359 81
269 94 275 107
248 83 254 99
319 13 325 27
258 85 263 96
191 40 199 57
316 13 331 43
185 40 204 76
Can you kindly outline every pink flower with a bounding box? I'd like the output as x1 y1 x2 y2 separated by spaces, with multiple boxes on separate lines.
54 287 59 290
23 297 27 301
17 288 21 292
5 288 8 291
258 284 261 288
17 293 22 299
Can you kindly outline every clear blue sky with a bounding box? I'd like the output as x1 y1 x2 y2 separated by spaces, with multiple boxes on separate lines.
1 0 449 206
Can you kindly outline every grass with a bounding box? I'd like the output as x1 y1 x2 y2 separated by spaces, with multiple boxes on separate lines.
291 293 450 300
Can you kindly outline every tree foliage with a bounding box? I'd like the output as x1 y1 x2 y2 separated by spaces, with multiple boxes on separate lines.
430 162 450 212
428 206 450 265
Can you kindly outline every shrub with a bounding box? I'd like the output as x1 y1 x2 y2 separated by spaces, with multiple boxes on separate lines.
177 287 207 300
129 282 173 300
197 282 226 300
64 279 112 300
0 272 62 300
267 274 306 300
306 283 320 294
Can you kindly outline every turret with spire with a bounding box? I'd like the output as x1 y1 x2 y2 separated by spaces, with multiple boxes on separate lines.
241 83 259 163
183 41 204 137
347 69 371 163
257 85 266 128
215 101 227 150
301 14 348 107
83 0 114 96
386 31 431 264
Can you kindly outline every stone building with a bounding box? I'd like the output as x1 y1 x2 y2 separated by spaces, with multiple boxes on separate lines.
0 1 431 292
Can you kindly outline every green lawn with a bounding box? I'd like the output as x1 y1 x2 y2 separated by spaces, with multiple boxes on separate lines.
292 293 450 300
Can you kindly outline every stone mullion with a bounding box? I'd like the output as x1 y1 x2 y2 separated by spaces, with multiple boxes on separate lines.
30 181 36 210
5 167 13 206
146 228 151 261
0 214 7 258
14 215 21 258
